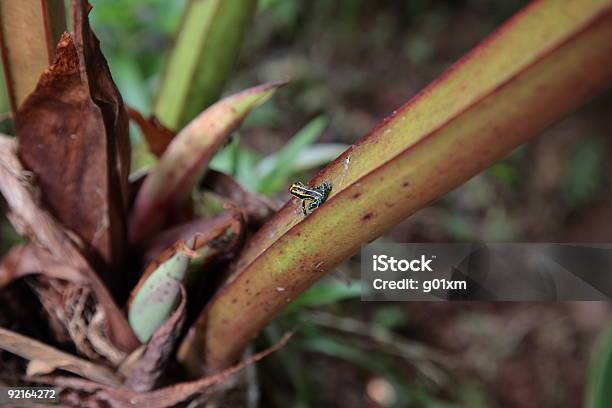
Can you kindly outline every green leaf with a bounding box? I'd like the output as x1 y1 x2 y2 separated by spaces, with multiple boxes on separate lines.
128 246 192 342
586 323 612 408
488 162 519 184
299 336 388 374
286 279 362 312
255 142 346 187
563 137 605 207
372 306 408 330
255 116 328 194
154 0 257 130
289 143 348 174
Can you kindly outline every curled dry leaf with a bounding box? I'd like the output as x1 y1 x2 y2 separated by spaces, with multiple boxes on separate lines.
0 135 139 352
127 106 176 157
143 208 244 264
124 285 187 392
0 326 120 386
30 332 293 408
0 244 85 289
201 169 279 227
129 81 286 244
16 0 130 281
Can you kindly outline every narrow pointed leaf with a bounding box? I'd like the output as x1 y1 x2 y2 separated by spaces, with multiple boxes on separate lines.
198 0 612 369
256 116 328 194
154 0 257 130
129 81 284 244
255 143 349 181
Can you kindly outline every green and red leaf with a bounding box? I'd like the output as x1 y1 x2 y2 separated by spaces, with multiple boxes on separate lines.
195 0 612 370
129 81 284 244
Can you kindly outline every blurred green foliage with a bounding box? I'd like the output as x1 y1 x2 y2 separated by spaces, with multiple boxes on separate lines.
563 137 606 208
0 217 24 254
255 116 328 193
285 278 363 313
90 0 185 112
373 305 408 330
586 323 612 408
209 116 345 194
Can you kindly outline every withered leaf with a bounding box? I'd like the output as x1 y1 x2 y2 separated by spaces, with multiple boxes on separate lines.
123 285 187 392
127 106 175 157
16 0 130 283
0 244 85 289
0 326 120 386
0 135 139 352
30 332 292 408
143 209 244 265
201 169 279 227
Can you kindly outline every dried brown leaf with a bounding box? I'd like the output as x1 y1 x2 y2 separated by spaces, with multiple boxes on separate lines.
143 209 244 265
127 106 175 157
16 0 130 280
0 135 139 352
0 326 120 386
0 244 85 289
31 332 292 408
201 170 279 227
71 0 130 199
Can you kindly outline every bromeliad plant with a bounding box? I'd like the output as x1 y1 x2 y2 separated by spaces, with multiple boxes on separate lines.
0 0 611 406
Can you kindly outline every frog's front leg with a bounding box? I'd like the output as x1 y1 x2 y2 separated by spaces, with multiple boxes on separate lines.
302 199 308 215
307 200 319 214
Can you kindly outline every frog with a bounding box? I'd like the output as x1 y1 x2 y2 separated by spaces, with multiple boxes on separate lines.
288 180 332 216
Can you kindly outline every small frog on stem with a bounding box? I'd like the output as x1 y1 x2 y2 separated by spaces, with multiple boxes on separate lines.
289 181 332 216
